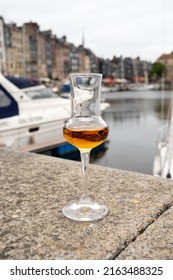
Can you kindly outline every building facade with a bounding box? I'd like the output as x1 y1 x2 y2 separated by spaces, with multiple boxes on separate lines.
53 36 71 81
0 17 6 74
37 31 48 79
124 57 134 81
0 16 153 83
23 22 39 78
158 52 173 88
70 44 79 73
4 23 24 77
78 45 91 73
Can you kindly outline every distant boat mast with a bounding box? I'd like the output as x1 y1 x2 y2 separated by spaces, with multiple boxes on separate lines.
82 28 85 47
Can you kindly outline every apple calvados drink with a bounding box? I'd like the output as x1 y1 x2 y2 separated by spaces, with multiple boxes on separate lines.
62 73 109 221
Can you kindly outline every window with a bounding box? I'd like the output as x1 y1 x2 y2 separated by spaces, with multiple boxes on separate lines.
24 88 58 99
0 85 19 119
0 88 11 107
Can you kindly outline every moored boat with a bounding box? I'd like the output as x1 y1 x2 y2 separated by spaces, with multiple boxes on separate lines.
128 83 159 91
0 74 109 153
0 74 72 152
153 103 173 178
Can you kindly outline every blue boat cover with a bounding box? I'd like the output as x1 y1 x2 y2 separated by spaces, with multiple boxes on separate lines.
0 84 19 119
5 76 40 89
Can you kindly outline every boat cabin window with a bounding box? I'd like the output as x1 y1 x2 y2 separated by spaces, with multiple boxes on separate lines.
24 88 58 99
0 85 19 119
0 89 11 107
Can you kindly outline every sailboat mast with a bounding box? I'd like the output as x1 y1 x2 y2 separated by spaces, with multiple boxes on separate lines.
143 61 149 85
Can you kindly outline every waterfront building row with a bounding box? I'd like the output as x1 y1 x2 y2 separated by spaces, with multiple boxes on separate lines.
0 16 151 82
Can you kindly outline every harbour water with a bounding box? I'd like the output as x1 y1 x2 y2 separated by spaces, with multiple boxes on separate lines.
90 90 172 175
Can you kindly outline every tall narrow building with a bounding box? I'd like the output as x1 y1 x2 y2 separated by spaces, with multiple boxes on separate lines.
3 21 23 76
23 22 39 78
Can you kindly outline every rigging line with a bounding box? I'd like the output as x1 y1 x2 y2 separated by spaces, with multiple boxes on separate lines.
166 90 173 173
162 0 166 53
161 0 167 121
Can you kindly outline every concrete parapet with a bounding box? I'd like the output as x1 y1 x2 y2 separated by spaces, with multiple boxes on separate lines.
0 148 173 259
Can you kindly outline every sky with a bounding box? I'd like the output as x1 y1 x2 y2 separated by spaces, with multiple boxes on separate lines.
1 0 173 62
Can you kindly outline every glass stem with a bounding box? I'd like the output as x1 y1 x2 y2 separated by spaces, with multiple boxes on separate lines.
80 151 90 201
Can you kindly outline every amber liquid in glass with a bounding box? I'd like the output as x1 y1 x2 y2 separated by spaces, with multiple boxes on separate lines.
63 126 109 150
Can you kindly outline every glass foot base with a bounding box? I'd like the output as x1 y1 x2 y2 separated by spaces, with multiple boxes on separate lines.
62 199 108 221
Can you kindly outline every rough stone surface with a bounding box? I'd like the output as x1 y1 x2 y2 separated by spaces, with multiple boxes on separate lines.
117 206 173 260
1 148 173 259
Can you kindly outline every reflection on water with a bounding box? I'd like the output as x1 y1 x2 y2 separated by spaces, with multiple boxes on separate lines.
91 90 172 175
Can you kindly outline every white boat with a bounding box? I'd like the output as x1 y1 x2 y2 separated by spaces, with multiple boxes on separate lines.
128 83 158 91
101 86 119 93
0 74 109 153
153 97 173 178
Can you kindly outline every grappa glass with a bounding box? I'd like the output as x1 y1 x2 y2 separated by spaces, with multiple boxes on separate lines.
62 73 109 221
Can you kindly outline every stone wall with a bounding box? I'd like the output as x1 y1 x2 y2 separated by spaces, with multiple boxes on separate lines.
1 148 173 259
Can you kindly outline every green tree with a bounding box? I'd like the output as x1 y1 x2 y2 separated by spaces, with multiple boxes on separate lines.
149 61 166 81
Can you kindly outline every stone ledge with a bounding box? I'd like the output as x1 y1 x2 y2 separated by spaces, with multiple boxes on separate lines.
117 205 173 260
0 148 173 259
